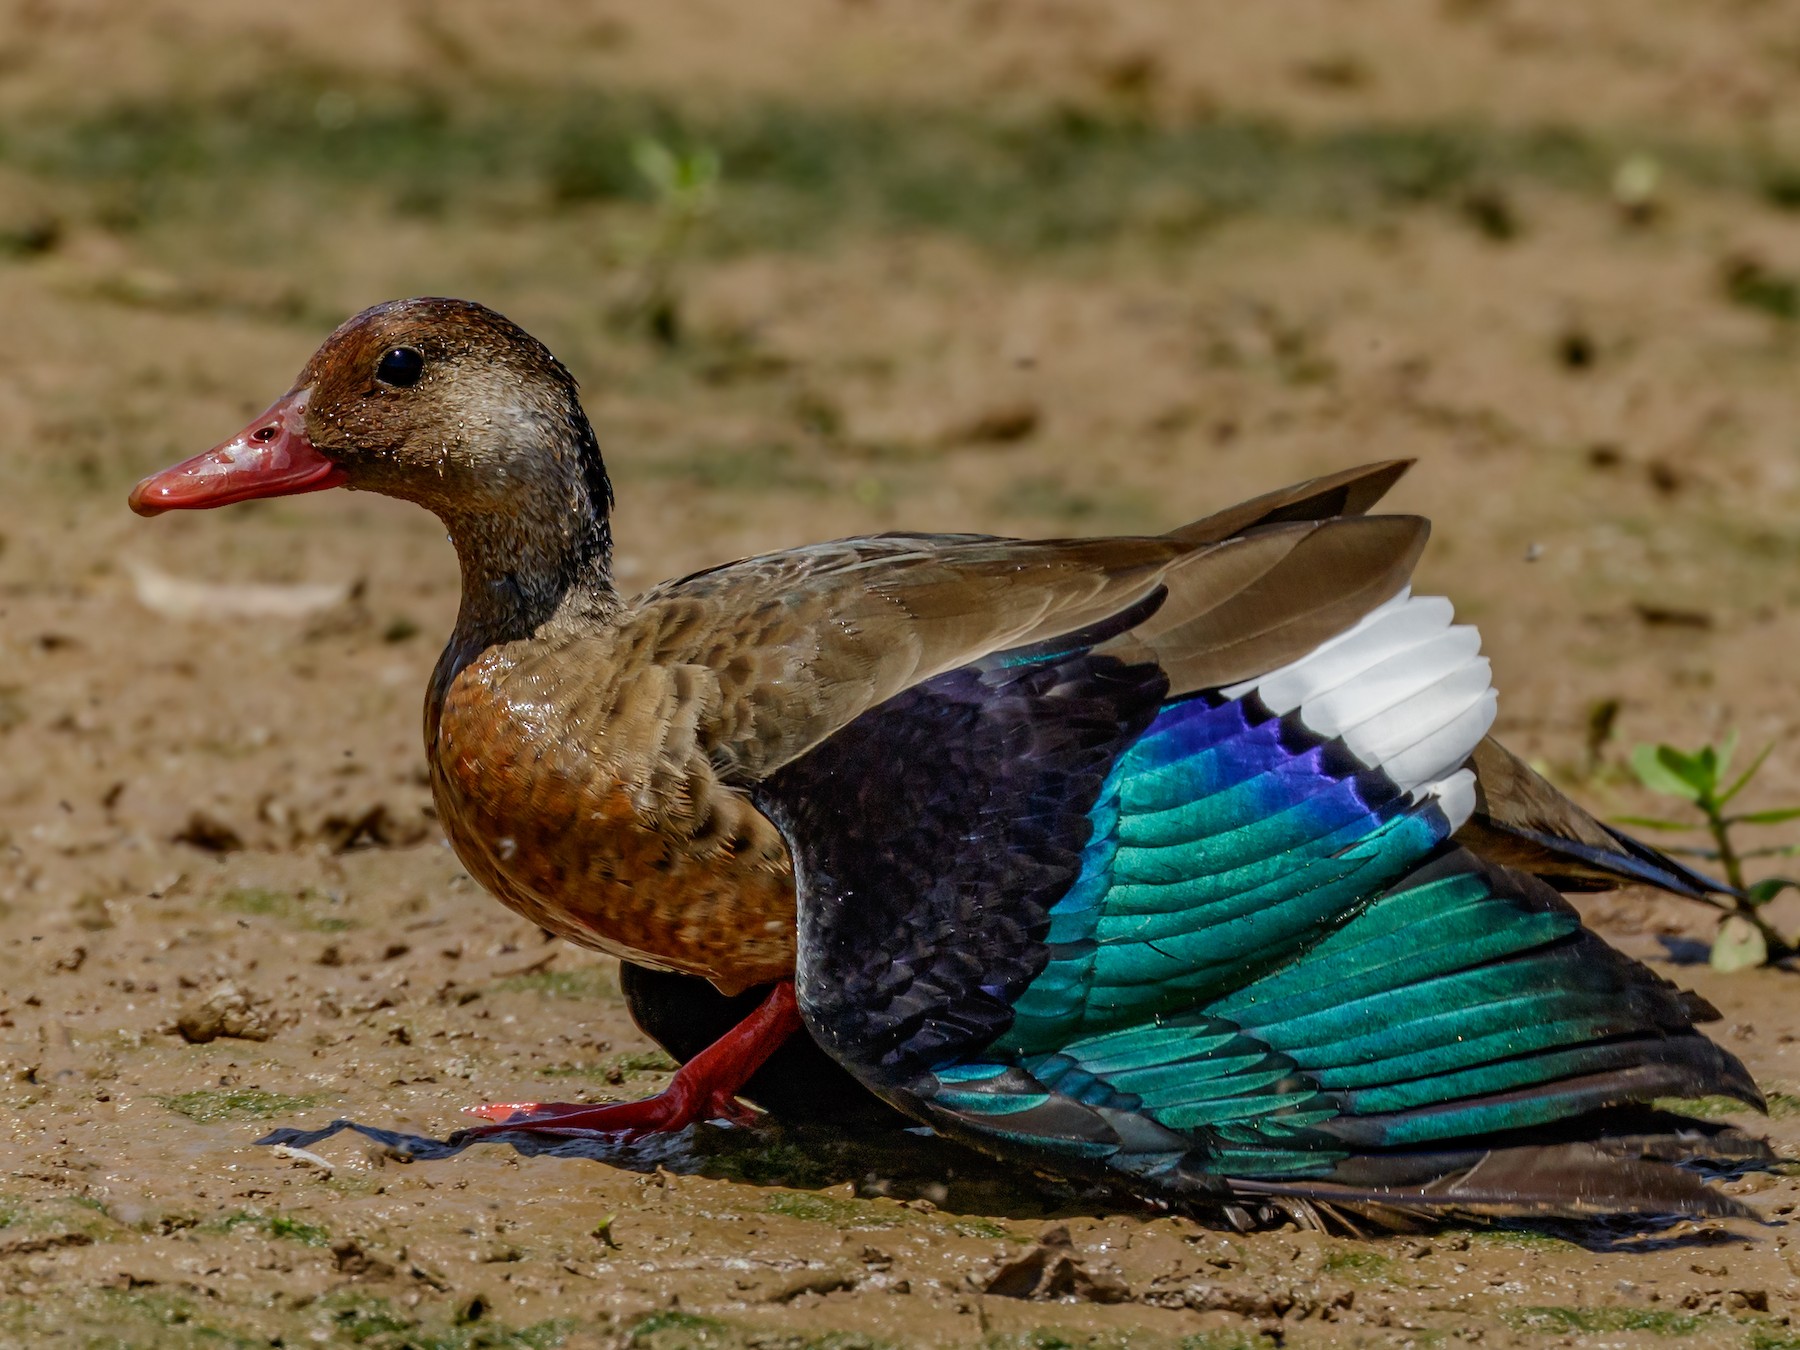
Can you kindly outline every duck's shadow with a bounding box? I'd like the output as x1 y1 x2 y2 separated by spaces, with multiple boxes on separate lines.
258 1116 1128 1221
257 1117 1775 1248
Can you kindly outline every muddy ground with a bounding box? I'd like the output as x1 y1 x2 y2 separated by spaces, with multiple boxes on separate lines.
6 2 1800 1346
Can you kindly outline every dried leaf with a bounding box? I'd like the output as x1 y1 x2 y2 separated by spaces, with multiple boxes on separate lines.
1711 915 1768 973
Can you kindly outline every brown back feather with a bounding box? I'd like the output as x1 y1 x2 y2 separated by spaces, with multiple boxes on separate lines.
1101 515 1429 695
1164 458 1414 544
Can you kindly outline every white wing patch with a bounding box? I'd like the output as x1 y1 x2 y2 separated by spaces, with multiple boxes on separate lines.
1221 587 1494 829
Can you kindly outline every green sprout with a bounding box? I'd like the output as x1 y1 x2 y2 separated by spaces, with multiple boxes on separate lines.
1620 734 1800 970
613 136 721 345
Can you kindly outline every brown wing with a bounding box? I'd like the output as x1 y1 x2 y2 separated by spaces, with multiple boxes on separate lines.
1467 738 1629 861
613 515 1428 784
1099 513 1428 695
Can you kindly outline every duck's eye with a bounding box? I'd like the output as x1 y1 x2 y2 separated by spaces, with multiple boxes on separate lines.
375 347 425 388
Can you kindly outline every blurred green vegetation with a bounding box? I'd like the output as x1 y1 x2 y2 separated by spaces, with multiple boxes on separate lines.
10 75 1800 263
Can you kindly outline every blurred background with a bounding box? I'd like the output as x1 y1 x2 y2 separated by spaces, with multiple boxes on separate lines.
5 3 1800 1346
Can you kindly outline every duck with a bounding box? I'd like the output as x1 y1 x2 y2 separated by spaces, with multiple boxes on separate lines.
130 297 1764 1220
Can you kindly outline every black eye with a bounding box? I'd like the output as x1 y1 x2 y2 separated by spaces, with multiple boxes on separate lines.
375 347 424 388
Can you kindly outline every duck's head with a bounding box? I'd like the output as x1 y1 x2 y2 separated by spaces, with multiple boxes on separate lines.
130 298 615 632
129 296 611 528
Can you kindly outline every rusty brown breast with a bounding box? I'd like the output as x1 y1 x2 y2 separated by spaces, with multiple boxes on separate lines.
427 626 798 998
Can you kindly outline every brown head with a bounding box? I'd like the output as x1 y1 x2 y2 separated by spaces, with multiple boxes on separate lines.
130 298 616 639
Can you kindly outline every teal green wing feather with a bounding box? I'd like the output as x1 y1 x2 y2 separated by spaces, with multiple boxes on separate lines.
761 585 1763 1220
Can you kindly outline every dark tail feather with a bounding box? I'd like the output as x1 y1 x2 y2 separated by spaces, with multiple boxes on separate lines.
1166 460 1414 545
1325 1034 1764 1150
1464 738 1729 901
1231 1141 1760 1222
1568 1107 1777 1165
1599 821 1733 900
1461 818 1729 903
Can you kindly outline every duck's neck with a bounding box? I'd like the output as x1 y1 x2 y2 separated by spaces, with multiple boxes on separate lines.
435 414 622 676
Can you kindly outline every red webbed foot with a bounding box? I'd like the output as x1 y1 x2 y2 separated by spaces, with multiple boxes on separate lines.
453 979 801 1142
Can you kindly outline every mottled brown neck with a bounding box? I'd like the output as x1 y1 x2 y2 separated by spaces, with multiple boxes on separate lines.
445 496 617 642
427 413 623 718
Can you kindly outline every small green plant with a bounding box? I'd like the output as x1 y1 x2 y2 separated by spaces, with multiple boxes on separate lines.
613 137 721 345
1620 734 1800 970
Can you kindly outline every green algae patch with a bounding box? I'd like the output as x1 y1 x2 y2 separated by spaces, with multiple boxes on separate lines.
1653 1094 1755 1119
209 1208 332 1247
491 966 617 1000
980 1333 1275 1350
1504 1306 1703 1336
1462 1227 1581 1252
216 885 356 932
627 1322 899 1350
0 1193 125 1246
764 1190 906 1229
1321 1246 1398 1281
0 1288 264 1349
537 1049 676 1079
947 1214 1024 1242
313 1292 581 1349
628 1310 733 1347
156 1088 320 1122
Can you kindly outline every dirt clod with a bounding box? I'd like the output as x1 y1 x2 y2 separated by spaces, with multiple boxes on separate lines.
765 1268 858 1303
981 1224 1130 1303
333 1237 397 1280
172 811 244 853
937 399 1041 447
320 803 432 852
174 981 278 1043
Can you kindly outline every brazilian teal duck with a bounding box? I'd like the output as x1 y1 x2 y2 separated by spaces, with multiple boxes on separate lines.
131 298 1762 1220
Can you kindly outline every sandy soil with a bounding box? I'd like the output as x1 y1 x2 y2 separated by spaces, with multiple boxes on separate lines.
5 2 1800 1346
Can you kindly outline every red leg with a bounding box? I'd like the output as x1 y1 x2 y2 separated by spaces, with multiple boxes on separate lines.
456 979 802 1140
